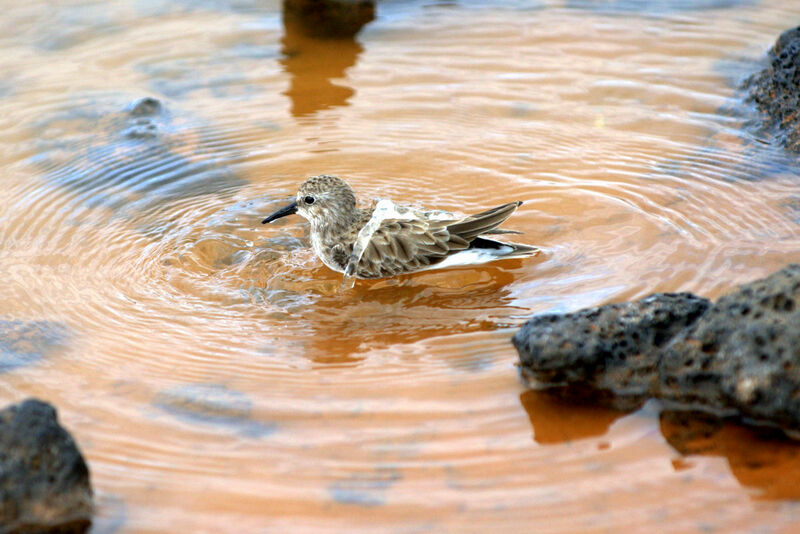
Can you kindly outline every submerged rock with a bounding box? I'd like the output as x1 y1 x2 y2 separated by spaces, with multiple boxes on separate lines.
0 320 69 373
123 96 165 139
743 26 800 152
153 383 277 438
0 399 93 533
514 264 800 436
567 0 754 15
31 93 245 217
328 465 402 507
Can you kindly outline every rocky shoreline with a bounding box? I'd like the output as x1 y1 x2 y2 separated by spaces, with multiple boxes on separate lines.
514 264 800 437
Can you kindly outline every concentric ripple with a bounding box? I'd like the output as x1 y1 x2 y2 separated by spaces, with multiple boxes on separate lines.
1 0 800 532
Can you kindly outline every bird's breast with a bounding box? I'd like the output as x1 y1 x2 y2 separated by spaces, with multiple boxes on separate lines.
310 231 352 273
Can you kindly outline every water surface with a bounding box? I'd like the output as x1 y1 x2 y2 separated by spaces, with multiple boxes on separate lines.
1 0 800 532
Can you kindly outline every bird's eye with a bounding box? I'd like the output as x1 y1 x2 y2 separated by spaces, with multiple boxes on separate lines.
304 196 315 205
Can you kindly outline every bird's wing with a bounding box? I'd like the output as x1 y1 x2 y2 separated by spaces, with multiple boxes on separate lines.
445 201 522 242
355 218 469 277
352 202 524 278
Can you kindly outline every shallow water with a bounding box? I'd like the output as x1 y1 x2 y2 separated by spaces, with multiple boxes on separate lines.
1 0 800 532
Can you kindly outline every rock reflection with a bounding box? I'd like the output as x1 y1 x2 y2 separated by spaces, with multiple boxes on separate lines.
519 388 627 445
521 386 800 500
660 411 800 501
280 11 367 117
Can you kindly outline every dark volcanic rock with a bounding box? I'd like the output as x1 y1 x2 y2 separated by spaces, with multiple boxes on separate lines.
514 265 800 436
513 293 711 401
283 0 375 39
0 399 93 533
659 265 800 429
743 26 800 152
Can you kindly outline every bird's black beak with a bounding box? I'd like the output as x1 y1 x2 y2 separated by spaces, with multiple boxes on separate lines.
262 200 298 224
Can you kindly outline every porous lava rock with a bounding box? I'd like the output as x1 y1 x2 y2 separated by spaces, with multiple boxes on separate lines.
0 399 93 534
513 293 711 401
659 264 800 430
743 26 800 152
514 264 800 435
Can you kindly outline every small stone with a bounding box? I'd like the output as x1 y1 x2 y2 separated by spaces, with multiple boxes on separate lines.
123 97 165 139
128 96 163 117
0 399 93 533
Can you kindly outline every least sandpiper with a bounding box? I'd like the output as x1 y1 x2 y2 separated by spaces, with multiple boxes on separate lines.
262 175 539 279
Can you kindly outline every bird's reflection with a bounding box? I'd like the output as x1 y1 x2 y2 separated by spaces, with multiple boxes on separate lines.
279 3 371 118
298 264 528 365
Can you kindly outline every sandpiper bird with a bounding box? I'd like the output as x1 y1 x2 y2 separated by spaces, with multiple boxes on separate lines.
262 175 539 279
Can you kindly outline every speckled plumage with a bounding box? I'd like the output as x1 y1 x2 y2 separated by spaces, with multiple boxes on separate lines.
262 175 539 279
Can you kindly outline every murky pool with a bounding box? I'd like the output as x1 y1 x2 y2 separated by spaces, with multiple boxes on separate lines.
1 0 800 532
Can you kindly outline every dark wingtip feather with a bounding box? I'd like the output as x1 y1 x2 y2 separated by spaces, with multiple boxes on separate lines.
446 201 523 242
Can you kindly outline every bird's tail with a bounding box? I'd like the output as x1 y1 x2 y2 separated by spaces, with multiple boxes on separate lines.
503 242 540 258
446 201 522 242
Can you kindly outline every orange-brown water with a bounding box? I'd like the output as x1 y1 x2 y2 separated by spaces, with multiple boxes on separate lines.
2 0 800 532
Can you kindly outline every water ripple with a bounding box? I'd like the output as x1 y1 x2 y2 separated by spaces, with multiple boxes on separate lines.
1 0 800 532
